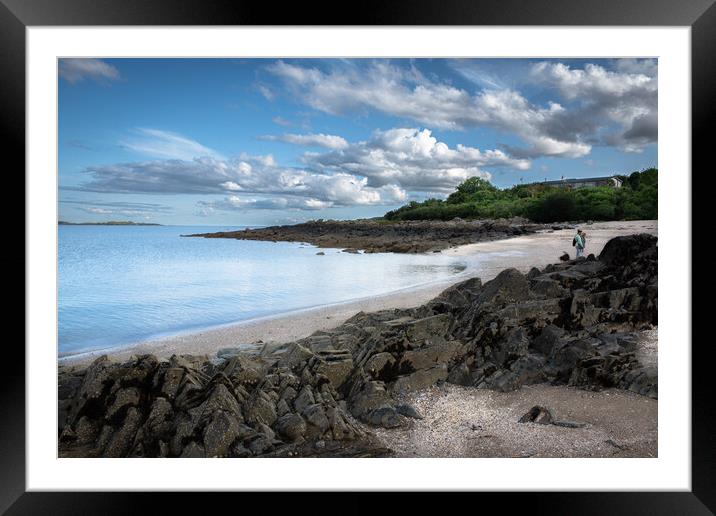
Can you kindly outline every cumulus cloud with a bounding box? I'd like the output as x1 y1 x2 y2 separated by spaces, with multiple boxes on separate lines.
76 125 538 208
120 128 225 161
266 60 592 158
77 153 407 208
262 132 349 150
303 128 528 192
59 58 121 84
266 59 657 157
613 58 658 77
529 61 657 153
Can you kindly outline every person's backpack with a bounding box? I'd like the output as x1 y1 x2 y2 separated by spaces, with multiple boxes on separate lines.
572 236 577 247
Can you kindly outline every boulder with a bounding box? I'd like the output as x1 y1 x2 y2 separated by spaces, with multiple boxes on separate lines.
203 410 242 457
531 325 566 356
245 390 277 427
277 343 314 370
599 233 658 267
391 364 448 394
276 413 307 441
477 268 530 306
293 385 315 414
314 350 353 390
518 405 554 425
160 368 184 400
303 403 330 434
103 407 143 457
365 406 402 428
105 387 141 422
395 403 423 419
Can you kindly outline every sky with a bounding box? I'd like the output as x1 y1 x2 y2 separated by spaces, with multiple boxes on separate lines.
58 58 657 226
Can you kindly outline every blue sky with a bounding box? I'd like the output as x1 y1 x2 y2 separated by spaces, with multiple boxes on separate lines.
58 58 657 225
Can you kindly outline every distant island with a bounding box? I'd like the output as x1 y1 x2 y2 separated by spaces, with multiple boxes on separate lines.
58 221 162 226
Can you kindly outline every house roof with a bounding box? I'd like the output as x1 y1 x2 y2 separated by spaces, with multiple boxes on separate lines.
541 176 622 185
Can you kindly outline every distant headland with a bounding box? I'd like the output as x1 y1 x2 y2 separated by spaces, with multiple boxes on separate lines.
58 221 162 226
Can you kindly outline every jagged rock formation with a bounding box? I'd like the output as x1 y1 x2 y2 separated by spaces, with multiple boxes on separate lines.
184 217 550 253
58 234 657 458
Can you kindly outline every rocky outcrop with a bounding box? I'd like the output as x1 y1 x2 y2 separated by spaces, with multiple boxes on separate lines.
58 234 658 457
183 217 546 254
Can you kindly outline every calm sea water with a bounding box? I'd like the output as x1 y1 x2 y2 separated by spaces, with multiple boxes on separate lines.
58 225 477 355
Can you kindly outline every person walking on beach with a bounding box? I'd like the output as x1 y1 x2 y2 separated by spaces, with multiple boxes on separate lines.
581 231 587 254
573 229 584 258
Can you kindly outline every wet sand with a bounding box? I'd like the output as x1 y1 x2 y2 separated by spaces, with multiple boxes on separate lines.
61 220 657 366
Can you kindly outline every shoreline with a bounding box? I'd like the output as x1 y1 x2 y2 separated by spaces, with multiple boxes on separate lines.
60 220 657 367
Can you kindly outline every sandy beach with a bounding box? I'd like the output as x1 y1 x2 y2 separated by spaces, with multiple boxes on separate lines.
61 220 657 366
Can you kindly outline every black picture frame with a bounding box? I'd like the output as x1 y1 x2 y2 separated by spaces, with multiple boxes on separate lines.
3 0 712 513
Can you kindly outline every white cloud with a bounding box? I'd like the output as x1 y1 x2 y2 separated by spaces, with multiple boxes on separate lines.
304 128 527 192
267 59 657 157
266 60 592 157
79 153 407 208
198 195 334 212
59 58 121 84
78 127 537 208
120 128 225 161
531 62 657 100
613 58 658 78
262 132 349 150
529 61 657 153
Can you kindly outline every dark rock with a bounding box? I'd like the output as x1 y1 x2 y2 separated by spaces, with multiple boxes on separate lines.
531 325 566 356
58 233 658 457
314 350 353 390
527 267 541 279
106 387 141 422
103 406 143 457
391 364 448 394
395 403 423 419
518 405 554 425
599 234 657 268
276 413 307 441
203 411 242 457
477 269 530 306
245 390 277 427
144 397 173 438
366 406 402 428
447 363 472 386
293 385 316 414
180 441 206 458
277 343 314 370
160 368 184 400
303 404 330 434
400 340 461 371
364 352 397 380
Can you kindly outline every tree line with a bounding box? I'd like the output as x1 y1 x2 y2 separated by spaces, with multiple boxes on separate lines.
383 168 657 223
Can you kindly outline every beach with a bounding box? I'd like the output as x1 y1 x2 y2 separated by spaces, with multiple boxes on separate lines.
371 328 658 458
61 220 657 366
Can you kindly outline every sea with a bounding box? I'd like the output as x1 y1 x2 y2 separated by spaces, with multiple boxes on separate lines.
58 225 487 356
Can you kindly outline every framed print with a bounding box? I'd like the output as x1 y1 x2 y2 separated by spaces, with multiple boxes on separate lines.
3 0 713 512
